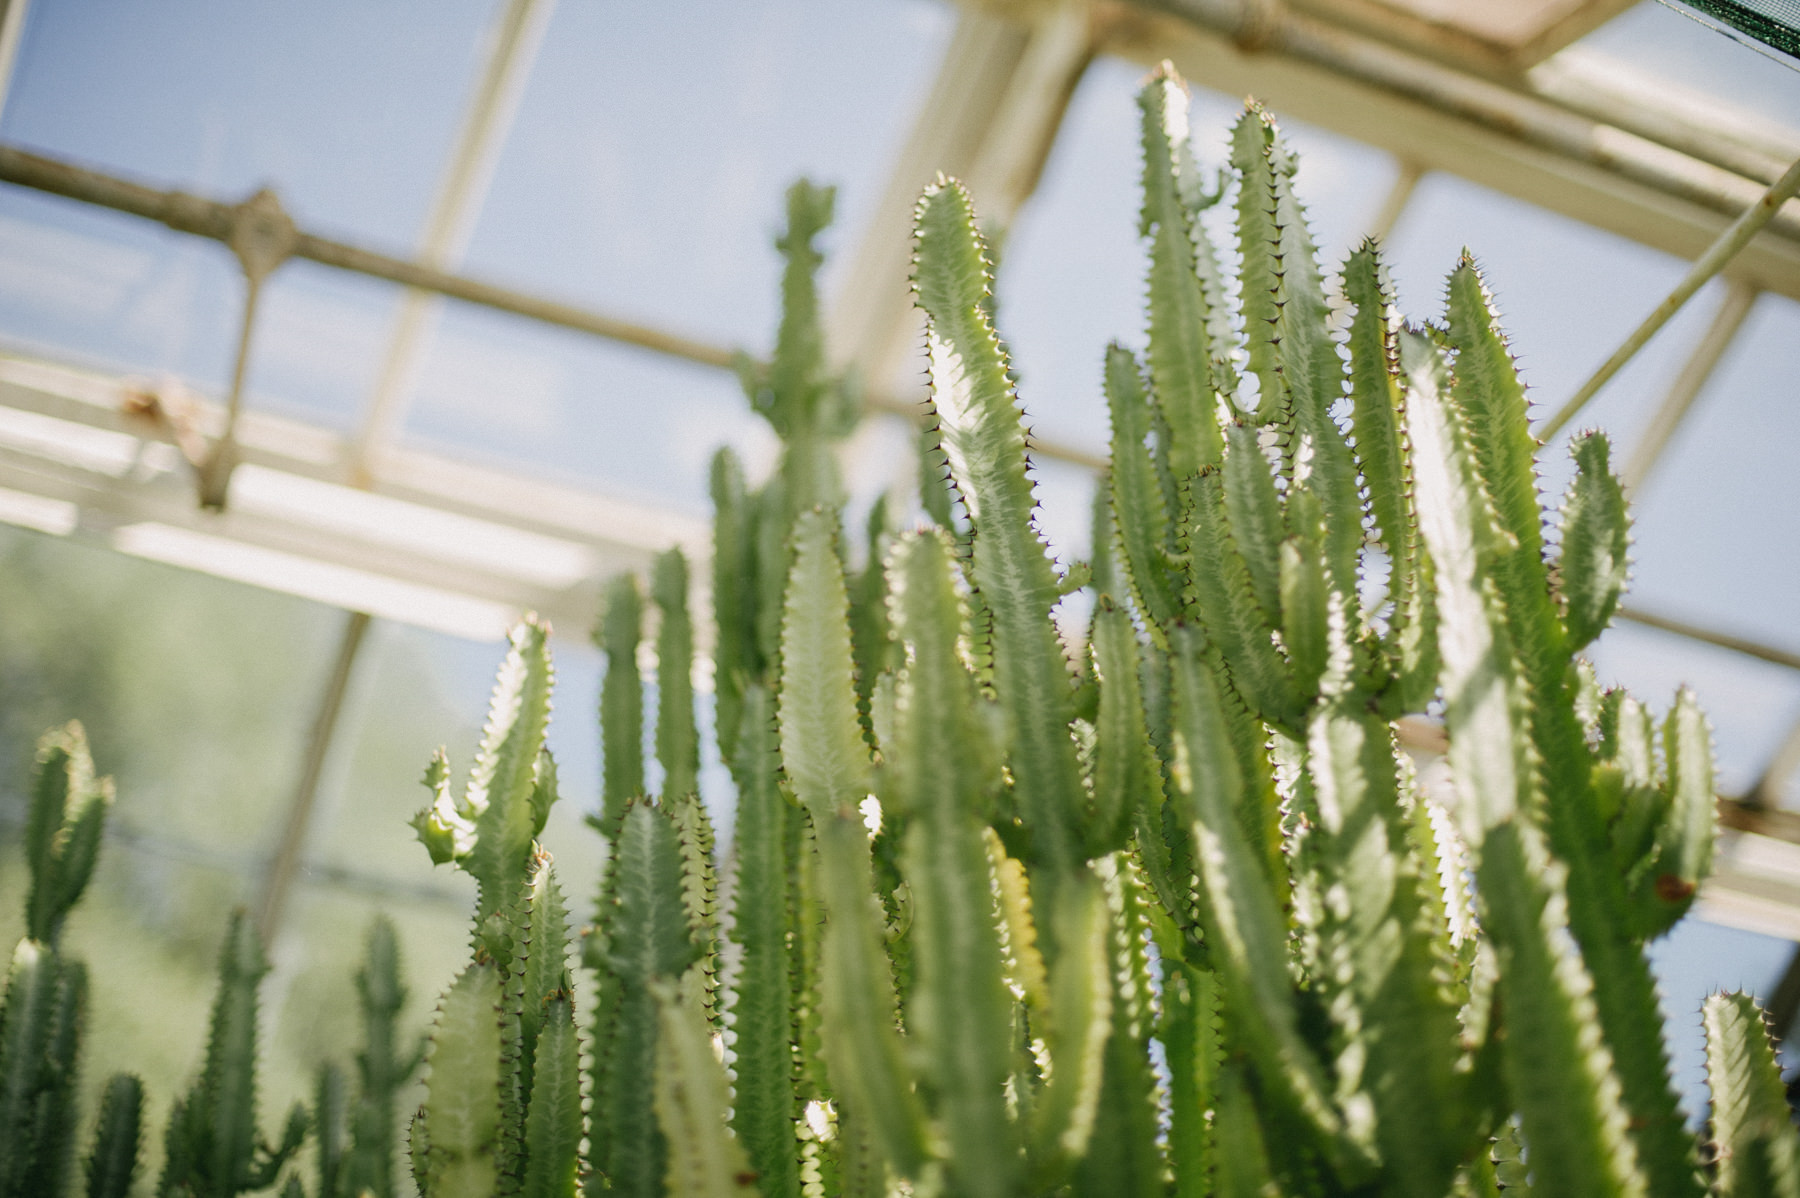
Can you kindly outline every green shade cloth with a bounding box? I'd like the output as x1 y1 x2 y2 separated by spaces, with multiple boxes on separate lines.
1679 0 1800 56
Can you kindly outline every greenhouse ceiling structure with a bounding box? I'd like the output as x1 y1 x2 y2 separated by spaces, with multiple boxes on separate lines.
0 0 1799 1074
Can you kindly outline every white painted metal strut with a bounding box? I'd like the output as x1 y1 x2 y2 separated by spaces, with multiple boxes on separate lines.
1620 280 1759 494
348 0 557 487
257 0 557 953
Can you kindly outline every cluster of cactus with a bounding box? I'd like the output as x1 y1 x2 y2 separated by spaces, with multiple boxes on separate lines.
0 720 421 1198
398 64 1800 1198
9 61 1800 1198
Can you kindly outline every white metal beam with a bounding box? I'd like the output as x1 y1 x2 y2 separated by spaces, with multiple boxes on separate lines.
348 0 556 486
0 354 706 642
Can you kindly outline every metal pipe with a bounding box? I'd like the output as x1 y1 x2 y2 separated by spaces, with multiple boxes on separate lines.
0 144 1107 472
1543 155 1800 440
254 609 372 946
1364 161 1422 245
1620 280 1758 494
1746 712 1800 812
1616 605 1800 674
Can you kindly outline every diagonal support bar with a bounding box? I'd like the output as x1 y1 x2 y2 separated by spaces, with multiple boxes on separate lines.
1543 154 1800 439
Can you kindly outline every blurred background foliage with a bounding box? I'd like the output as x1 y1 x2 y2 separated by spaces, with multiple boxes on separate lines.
0 520 496 1179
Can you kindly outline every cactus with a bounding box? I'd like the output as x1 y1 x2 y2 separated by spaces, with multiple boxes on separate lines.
84 1073 144 1198
586 59 1760 1196
0 724 115 1198
1704 992 1800 1198
309 916 422 1198
157 911 308 1198
380 64 1781 1194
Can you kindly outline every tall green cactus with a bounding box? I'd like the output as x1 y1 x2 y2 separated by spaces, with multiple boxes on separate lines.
0 724 121 1198
411 615 588 1198
311 916 423 1198
693 58 1758 1198
158 911 308 1198
378 62 1789 1198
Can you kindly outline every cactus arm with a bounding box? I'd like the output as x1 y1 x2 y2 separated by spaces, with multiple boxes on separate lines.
778 507 874 823
245 1104 308 1191
912 179 1088 897
725 686 800 1198
1279 491 1331 701
653 548 700 802
649 980 761 1198
889 530 1020 1194
1222 424 1286 628
710 448 756 765
756 181 849 520
313 1064 346 1198
25 723 113 947
813 813 928 1178
1342 245 1408 575
440 619 556 925
988 831 1051 1015
755 477 792 671
411 749 466 867
849 494 895 723
1443 259 1544 571
1403 328 1656 1197
520 997 580 1198
85 1073 143 1198
1181 472 1301 730
1088 474 1119 602
765 181 834 435
1167 627 1358 1175
1703 993 1800 1198
1557 433 1630 652
1305 631 1467 1198
1477 824 1645 1198
1342 247 1441 711
1631 692 1715 937
420 963 504 1198
1231 108 1361 591
1026 876 1113 1184
596 574 645 835
1443 273 1701 1197
0 939 59 1194
1138 67 1223 479
347 916 414 1198
1405 793 1480 1002
1091 600 1165 858
195 912 270 1196
1104 344 1181 636
17 952 85 1198
669 792 721 1023
1397 329 1530 843
1232 110 1285 429
590 800 702 1197
1073 855 1165 1198
1163 962 1224 1198
505 854 571 1172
